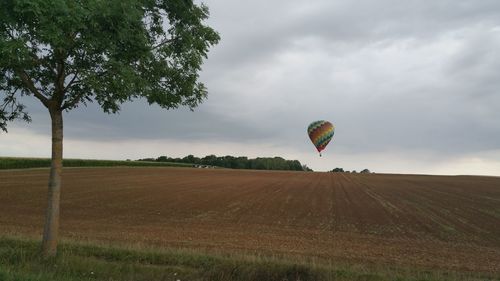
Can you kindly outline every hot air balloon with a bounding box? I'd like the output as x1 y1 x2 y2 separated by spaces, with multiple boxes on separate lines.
307 120 335 156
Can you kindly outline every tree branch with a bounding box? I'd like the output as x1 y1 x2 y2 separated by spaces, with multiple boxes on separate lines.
153 38 174 50
54 53 66 104
34 56 57 77
1 89 18 112
62 69 107 110
15 70 50 108
63 70 79 92
61 91 86 110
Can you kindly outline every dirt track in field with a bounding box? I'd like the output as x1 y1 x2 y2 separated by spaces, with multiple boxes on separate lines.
1 167 500 273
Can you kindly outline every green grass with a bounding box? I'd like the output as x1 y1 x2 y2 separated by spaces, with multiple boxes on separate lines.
0 236 496 281
0 157 193 170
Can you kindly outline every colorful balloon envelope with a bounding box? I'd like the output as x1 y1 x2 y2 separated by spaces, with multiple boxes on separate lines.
307 120 335 156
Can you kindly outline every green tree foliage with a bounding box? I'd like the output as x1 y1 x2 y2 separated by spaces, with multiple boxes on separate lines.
302 164 313 172
0 0 219 257
0 0 220 127
330 168 371 173
142 155 310 171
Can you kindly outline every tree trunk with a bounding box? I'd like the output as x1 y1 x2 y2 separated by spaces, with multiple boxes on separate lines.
41 108 63 258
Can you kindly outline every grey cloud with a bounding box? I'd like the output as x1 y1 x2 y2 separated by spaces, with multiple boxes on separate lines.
206 0 500 67
17 100 277 143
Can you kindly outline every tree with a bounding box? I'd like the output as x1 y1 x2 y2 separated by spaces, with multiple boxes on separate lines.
182 154 197 164
0 0 219 257
156 156 169 162
301 164 313 172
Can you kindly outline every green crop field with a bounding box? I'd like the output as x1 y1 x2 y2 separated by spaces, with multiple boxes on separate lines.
0 157 194 170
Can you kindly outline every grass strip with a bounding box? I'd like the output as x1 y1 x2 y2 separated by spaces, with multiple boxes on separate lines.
0 236 496 281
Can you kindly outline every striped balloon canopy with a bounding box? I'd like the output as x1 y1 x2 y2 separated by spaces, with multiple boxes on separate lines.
307 120 335 156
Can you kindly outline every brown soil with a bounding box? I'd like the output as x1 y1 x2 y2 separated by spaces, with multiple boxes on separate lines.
1 167 499 274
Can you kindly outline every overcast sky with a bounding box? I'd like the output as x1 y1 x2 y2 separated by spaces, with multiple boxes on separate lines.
2 0 500 175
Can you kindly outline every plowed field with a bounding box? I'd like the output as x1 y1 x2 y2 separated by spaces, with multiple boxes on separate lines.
1 167 499 274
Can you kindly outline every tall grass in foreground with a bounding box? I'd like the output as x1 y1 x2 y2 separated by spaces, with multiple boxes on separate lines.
0 157 193 170
0 236 495 281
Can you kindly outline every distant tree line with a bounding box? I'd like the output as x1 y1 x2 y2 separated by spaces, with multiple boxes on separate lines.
330 168 371 174
138 155 313 171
